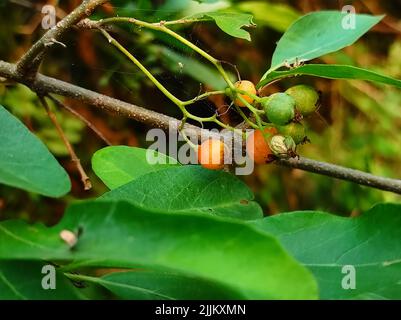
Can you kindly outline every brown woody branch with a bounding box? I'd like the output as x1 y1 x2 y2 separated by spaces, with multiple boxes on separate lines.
0 60 204 135
276 158 401 194
38 95 92 190
2 0 401 195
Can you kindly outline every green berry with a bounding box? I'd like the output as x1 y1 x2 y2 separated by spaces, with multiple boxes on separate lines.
263 93 295 126
278 122 306 145
286 85 319 116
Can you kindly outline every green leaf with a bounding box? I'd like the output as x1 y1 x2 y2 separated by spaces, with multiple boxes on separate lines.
0 200 318 299
101 166 263 220
191 12 255 41
251 203 401 299
0 261 82 300
257 64 401 88
0 105 70 197
237 1 300 33
76 271 241 300
92 146 179 190
265 11 383 74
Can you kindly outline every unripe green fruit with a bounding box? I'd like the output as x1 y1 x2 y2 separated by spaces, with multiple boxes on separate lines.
263 93 296 126
269 135 296 158
278 122 306 145
286 85 319 116
224 87 233 98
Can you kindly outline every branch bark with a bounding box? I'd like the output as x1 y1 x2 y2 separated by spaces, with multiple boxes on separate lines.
16 0 108 78
1 59 401 195
0 60 193 133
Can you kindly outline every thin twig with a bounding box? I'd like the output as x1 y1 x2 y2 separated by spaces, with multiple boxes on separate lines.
38 95 92 191
47 95 112 146
1 60 400 195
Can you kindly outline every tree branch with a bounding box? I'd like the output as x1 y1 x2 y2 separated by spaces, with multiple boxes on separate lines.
47 95 112 146
16 0 108 78
1 60 401 195
0 60 194 133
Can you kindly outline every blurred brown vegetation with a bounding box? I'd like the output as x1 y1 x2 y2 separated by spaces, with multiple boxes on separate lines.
1 0 401 224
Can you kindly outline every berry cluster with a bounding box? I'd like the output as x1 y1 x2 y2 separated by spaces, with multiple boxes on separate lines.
197 81 321 170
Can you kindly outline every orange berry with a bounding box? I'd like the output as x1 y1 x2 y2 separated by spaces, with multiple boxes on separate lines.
198 139 226 170
246 127 278 165
234 80 257 107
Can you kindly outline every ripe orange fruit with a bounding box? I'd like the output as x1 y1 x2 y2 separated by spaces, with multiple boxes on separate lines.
234 80 257 107
246 127 278 164
198 139 226 170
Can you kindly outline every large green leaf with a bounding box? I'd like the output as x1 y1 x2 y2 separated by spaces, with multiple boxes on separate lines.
0 200 318 299
0 105 70 197
257 64 401 88
251 203 401 299
71 271 241 300
92 146 179 190
264 11 383 75
0 261 82 300
101 166 263 220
